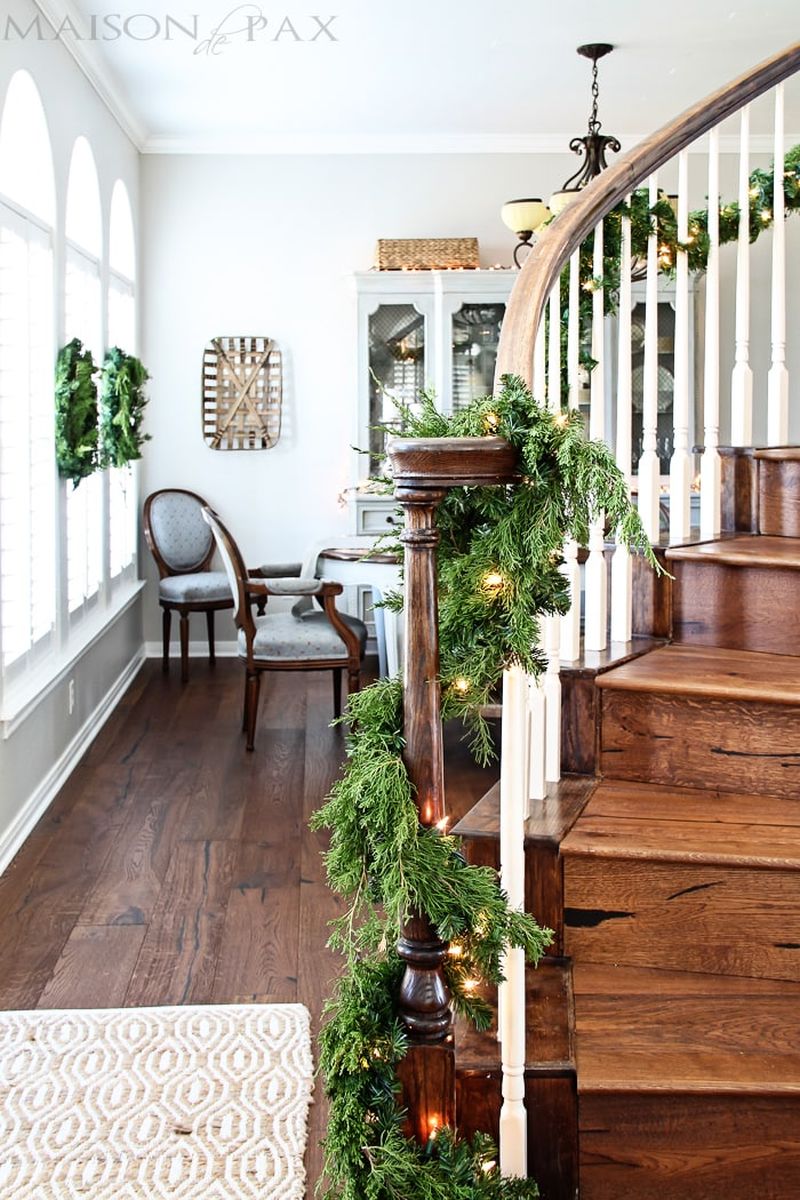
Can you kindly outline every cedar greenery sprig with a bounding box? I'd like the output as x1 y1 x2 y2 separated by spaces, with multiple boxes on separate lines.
99 347 150 469
380 377 656 762
55 338 99 487
314 375 657 1198
312 678 549 1200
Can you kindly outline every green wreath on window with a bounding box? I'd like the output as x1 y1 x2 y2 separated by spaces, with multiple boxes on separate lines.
55 338 99 487
99 347 150 469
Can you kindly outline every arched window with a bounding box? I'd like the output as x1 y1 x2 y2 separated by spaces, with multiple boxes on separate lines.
64 136 102 360
64 136 103 615
107 180 137 580
108 179 135 350
0 71 56 676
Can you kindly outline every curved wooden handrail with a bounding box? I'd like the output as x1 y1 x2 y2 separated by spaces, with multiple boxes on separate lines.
495 41 800 388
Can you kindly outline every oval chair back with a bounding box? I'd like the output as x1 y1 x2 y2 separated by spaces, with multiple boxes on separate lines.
201 507 257 650
143 488 234 682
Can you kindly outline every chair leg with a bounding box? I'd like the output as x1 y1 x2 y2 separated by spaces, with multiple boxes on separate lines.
179 611 190 683
206 609 216 666
347 665 361 699
332 668 342 719
244 670 262 752
162 607 171 673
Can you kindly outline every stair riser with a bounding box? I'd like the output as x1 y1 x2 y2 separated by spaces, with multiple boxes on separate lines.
563 856 800 981
579 1092 800 1200
600 690 800 798
672 560 800 655
759 458 800 537
457 1073 578 1200
461 833 567 955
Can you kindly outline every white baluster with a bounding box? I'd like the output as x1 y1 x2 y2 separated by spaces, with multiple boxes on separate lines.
526 673 546 812
768 83 789 445
731 105 753 446
542 614 562 782
499 664 528 1178
560 253 581 663
611 196 633 644
700 128 721 539
585 221 607 652
670 150 692 542
548 285 561 413
638 173 662 541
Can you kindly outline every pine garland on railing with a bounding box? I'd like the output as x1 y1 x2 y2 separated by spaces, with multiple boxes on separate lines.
55 338 99 487
99 347 150 469
563 143 800 381
312 375 658 1199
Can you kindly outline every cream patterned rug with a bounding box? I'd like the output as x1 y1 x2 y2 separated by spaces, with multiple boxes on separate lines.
0 1003 313 1198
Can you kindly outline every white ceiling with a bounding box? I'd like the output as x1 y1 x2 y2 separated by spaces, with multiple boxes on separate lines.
37 0 800 151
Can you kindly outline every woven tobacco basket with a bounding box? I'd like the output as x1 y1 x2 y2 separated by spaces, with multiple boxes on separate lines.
202 336 282 451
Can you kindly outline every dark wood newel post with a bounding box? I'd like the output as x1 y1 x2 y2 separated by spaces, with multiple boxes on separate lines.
387 436 518 1145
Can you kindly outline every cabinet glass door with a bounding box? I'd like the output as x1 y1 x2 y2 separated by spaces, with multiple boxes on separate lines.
451 303 505 412
368 304 426 474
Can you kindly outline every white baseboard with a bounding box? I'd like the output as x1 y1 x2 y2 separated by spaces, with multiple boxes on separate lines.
0 648 146 877
144 640 239 659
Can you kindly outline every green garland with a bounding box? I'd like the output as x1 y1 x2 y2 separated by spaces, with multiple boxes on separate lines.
99 347 150 469
312 375 658 1198
55 338 99 487
560 143 800 383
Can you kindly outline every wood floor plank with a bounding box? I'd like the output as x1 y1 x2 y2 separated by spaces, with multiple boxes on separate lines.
124 839 238 1006
77 766 195 927
37 925 146 1009
212 841 301 1003
0 766 147 1008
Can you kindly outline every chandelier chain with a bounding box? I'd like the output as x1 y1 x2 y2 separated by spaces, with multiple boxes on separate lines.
589 58 602 134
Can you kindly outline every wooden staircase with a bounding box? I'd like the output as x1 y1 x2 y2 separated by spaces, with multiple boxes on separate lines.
454 448 800 1197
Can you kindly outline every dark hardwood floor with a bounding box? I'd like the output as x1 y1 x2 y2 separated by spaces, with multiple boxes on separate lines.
0 657 498 1190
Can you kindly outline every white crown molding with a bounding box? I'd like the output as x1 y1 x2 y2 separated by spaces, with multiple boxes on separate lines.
142 130 799 157
32 0 148 150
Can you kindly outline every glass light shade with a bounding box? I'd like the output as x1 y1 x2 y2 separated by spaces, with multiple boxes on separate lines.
501 198 550 235
548 188 580 217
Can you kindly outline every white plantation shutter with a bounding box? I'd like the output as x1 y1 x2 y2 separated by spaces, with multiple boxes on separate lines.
64 243 103 615
0 205 55 673
107 180 137 584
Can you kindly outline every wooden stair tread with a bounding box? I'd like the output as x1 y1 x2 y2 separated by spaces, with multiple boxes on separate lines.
574 963 800 1094
455 959 574 1074
666 534 800 569
755 446 800 462
562 781 800 867
453 775 595 846
595 643 800 705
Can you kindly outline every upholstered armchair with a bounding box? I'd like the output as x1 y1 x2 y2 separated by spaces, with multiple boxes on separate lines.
202 507 367 751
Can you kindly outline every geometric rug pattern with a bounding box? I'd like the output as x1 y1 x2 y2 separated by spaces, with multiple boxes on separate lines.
0 1004 313 1198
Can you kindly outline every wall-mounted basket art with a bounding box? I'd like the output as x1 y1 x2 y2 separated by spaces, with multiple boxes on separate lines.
374 237 479 271
202 336 282 450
